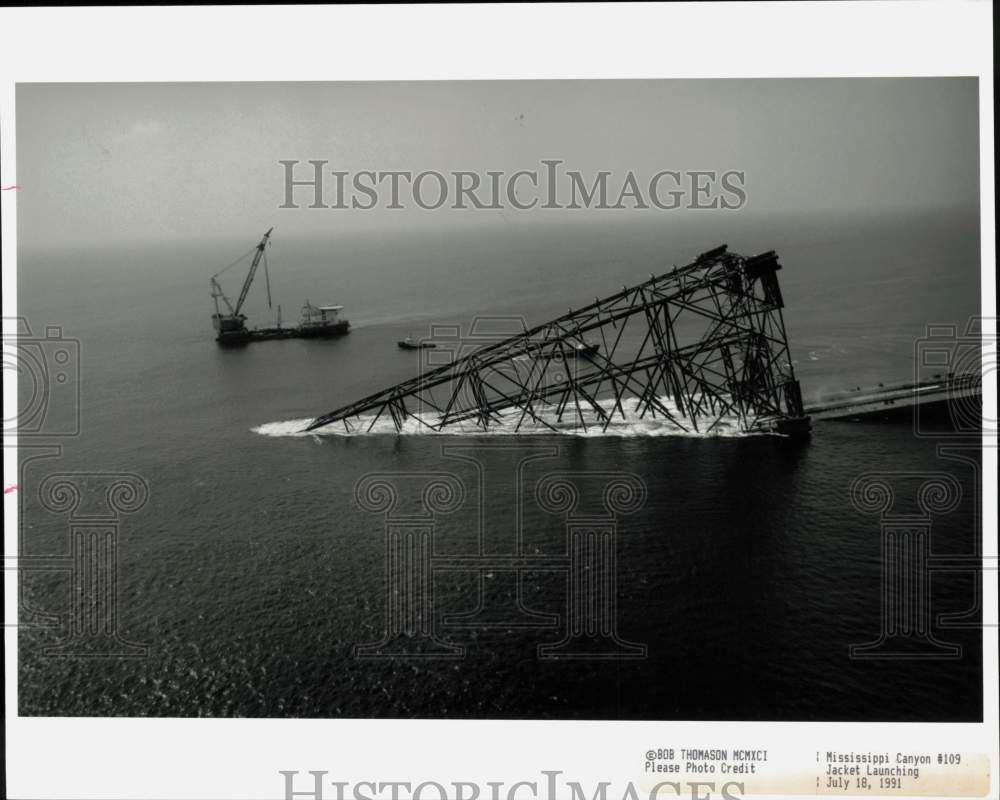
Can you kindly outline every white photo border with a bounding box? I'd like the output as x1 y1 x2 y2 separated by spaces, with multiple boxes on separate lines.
2 3 996 800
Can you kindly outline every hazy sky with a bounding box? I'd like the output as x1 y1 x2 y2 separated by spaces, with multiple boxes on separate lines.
16 78 979 249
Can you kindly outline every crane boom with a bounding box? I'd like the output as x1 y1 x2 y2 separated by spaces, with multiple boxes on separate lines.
234 227 273 315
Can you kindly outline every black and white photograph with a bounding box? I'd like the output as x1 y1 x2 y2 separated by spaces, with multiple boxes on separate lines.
3 4 996 800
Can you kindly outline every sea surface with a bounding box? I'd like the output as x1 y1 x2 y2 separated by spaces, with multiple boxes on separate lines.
16 208 984 719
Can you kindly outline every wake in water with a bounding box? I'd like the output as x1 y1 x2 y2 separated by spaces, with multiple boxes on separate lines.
253 396 750 438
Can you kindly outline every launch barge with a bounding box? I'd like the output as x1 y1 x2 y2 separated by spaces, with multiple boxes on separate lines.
210 228 350 346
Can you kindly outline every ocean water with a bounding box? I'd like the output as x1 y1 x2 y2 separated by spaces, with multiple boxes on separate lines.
15 208 983 719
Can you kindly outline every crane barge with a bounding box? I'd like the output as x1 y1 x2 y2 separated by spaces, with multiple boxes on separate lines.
210 227 350 346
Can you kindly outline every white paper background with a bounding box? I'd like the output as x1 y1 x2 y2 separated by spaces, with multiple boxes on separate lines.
1 3 996 799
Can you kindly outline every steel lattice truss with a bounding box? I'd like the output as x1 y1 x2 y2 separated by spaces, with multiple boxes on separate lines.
306 245 810 436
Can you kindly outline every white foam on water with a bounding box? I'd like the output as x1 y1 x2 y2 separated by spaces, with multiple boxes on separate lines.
252 396 755 439
252 419 320 438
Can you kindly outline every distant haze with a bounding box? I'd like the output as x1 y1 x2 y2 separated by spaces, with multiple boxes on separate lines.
16 78 979 250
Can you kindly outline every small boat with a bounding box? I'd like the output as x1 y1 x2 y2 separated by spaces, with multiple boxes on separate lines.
570 341 600 357
538 340 600 359
299 302 351 338
398 336 436 350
